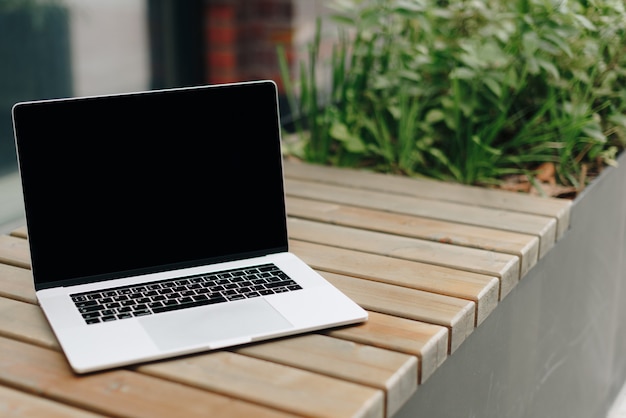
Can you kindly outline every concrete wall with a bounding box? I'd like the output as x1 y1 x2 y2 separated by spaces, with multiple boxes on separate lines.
396 152 626 417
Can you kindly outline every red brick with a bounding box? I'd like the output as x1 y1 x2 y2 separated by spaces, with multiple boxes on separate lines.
208 26 237 44
207 4 235 22
208 51 237 69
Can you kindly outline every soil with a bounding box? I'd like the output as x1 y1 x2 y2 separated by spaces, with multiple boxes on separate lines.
493 162 598 199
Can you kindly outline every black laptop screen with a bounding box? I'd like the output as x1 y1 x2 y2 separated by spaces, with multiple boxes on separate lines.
13 81 289 289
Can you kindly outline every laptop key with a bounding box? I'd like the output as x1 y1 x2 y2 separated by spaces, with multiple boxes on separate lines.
151 296 227 314
264 280 295 289
79 305 104 313
82 312 101 320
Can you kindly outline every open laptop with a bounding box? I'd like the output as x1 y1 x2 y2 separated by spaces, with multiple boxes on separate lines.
12 80 367 374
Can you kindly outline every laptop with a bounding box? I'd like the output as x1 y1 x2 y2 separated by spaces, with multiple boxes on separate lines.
12 80 367 374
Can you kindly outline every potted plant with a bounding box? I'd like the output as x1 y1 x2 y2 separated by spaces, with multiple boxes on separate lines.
279 0 626 198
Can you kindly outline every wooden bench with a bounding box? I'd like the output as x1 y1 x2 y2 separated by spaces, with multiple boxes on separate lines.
0 160 571 417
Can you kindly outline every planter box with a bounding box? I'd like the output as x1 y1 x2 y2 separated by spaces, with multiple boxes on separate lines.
396 151 626 417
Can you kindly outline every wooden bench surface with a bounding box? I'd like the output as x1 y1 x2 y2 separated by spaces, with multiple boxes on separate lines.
0 161 571 417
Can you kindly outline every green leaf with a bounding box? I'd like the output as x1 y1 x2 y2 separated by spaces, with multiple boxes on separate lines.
427 148 463 182
330 123 367 153
537 59 560 79
574 14 597 31
483 77 502 98
450 67 476 80
425 109 445 124
609 113 626 128
581 123 607 143
471 135 502 156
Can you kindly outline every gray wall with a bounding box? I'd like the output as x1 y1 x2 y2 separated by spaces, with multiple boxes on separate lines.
396 152 626 418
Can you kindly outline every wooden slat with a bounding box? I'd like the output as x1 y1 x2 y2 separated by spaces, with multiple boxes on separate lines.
325 311 448 383
0 385 106 418
0 262 35 303
10 226 28 239
286 196 539 280
0 296 58 350
285 178 557 258
139 351 385 418
291 240 497 327
283 160 571 239
0 336 294 418
0 235 30 270
288 217 520 300
320 271 475 354
236 334 417 417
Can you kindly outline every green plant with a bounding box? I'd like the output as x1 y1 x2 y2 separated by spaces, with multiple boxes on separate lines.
279 0 626 191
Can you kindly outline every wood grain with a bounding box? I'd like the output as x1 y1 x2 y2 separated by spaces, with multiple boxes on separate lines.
139 351 385 418
0 298 382 416
0 296 58 350
288 217 520 300
285 178 557 257
325 311 448 383
286 196 539 281
283 160 571 239
0 262 35 304
291 240 497 326
0 235 30 270
319 271 475 353
236 333 417 416
0 336 294 418
0 385 105 418
10 226 28 239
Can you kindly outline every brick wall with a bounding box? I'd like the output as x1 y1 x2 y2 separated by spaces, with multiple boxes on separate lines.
205 0 294 91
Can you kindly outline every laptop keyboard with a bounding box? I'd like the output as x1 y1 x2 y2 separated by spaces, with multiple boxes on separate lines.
70 263 302 325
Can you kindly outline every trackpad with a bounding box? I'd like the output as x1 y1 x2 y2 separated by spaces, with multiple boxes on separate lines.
140 299 293 352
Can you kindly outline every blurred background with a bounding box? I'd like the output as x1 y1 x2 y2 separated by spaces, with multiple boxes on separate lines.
0 0 330 232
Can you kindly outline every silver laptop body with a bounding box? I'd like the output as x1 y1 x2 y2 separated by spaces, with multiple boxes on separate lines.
12 80 367 373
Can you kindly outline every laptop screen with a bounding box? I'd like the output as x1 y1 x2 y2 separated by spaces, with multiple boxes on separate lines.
13 81 289 289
